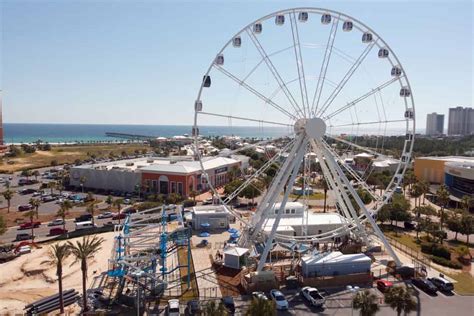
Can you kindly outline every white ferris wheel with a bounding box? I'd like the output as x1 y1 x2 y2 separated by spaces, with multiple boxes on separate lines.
193 8 415 270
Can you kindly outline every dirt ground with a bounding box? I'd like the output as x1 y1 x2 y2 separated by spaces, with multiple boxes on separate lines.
0 231 115 314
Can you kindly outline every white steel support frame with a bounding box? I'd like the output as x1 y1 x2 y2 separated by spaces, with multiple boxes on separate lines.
313 139 402 266
256 136 309 272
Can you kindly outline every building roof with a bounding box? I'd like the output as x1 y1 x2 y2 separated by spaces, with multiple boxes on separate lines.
301 251 371 265
223 246 249 257
139 156 240 175
416 156 474 163
192 205 229 215
263 212 348 230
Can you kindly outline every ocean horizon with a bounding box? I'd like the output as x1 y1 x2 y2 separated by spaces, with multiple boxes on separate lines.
3 123 291 144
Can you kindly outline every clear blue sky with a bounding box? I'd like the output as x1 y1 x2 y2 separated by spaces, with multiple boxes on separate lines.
1 0 472 132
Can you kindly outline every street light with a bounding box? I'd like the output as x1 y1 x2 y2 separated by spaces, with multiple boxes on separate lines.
347 285 360 316
131 270 145 316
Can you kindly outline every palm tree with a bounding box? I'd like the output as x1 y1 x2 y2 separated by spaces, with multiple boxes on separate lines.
420 181 430 205
85 201 97 226
320 177 329 213
0 214 6 236
21 169 32 181
409 182 422 208
29 198 41 219
48 181 57 195
2 189 14 213
79 176 87 193
42 244 71 314
461 195 472 213
245 297 276 316
57 200 72 231
68 235 104 312
352 289 379 316
24 209 37 242
202 300 228 316
384 286 417 316
113 198 123 224
436 185 450 242
32 170 40 182
189 190 198 203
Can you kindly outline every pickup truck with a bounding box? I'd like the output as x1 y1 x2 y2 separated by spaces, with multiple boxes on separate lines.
301 286 325 307
19 222 41 230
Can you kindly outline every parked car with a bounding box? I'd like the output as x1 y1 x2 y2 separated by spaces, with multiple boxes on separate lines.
301 286 325 307
16 233 33 241
48 218 65 226
112 213 126 220
412 278 438 294
19 221 41 230
123 198 131 205
18 245 32 254
75 214 93 222
270 289 289 310
123 208 137 215
75 221 96 230
404 221 416 230
41 195 56 203
167 299 180 316
49 228 68 236
18 204 33 212
19 188 37 195
186 299 201 315
252 291 268 301
98 211 114 219
32 191 43 197
221 296 236 314
376 280 394 293
428 276 454 292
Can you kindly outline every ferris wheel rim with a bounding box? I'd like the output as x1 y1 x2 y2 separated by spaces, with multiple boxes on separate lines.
192 7 415 244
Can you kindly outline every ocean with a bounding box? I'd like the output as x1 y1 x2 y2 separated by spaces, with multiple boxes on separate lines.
3 123 290 144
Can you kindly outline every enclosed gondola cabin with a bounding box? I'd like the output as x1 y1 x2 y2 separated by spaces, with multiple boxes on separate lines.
404 108 414 119
400 87 411 97
378 48 389 58
321 13 331 24
362 32 373 43
253 23 262 34
342 21 353 31
232 36 241 47
275 15 285 25
391 66 402 77
203 75 211 88
298 12 308 22
215 54 224 65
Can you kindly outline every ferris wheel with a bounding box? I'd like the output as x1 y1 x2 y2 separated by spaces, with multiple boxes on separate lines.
193 8 415 269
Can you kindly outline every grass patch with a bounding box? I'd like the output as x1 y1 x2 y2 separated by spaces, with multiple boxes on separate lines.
289 192 325 200
385 231 422 252
446 272 474 295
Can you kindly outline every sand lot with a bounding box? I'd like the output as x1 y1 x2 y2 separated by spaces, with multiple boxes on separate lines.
0 232 115 314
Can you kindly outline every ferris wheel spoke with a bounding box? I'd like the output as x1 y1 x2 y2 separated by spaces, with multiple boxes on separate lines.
323 76 402 121
245 28 305 118
311 15 340 117
213 65 298 120
289 11 310 117
316 40 377 118
328 118 406 128
243 45 295 82
197 111 294 128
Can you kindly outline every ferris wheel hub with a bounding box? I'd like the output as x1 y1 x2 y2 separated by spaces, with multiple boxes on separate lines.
294 117 326 139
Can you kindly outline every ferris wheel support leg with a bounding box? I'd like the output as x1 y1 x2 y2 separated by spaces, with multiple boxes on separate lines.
243 135 305 247
317 140 402 266
257 138 308 272
315 142 369 245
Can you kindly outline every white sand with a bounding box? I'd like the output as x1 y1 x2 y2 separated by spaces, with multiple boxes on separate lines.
0 232 115 314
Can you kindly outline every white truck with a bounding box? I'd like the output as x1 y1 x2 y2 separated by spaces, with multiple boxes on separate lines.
301 286 325 307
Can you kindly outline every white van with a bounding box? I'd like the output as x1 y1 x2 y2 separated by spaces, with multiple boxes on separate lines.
75 221 96 230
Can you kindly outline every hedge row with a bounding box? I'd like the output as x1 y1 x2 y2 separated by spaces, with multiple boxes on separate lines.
421 243 451 260
431 256 462 269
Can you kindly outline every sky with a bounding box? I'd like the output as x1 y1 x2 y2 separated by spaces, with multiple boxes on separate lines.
1 0 472 132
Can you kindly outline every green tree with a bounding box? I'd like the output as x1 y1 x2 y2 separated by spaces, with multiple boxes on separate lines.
0 215 6 236
245 297 276 316
202 300 227 316
41 244 71 314
85 202 98 226
32 170 40 182
436 185 450 243
21 169 32 181
24 210 38 242
384 286 417 316
446 213 463 241
48 181 57 195
460 213 474 245
68 236 104 313
29 198 41 219
2 189 14 213
57 200 72 231
189 190 198 203
320 177 329 213
105 195 113 208
419 180 430 205
352 289 380 316
409 182 423 208
461 195 472 213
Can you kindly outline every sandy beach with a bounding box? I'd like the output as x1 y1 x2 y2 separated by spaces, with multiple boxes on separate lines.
0 232 115 314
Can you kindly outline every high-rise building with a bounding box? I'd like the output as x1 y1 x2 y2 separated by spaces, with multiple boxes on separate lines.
448 107 474 136
426 112 444 136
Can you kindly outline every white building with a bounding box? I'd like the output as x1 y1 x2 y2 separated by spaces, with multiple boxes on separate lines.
191 205 233 230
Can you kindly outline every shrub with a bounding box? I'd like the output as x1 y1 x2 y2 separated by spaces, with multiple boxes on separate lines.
420 243 451 260
431 256 462 269
182 199 196 207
